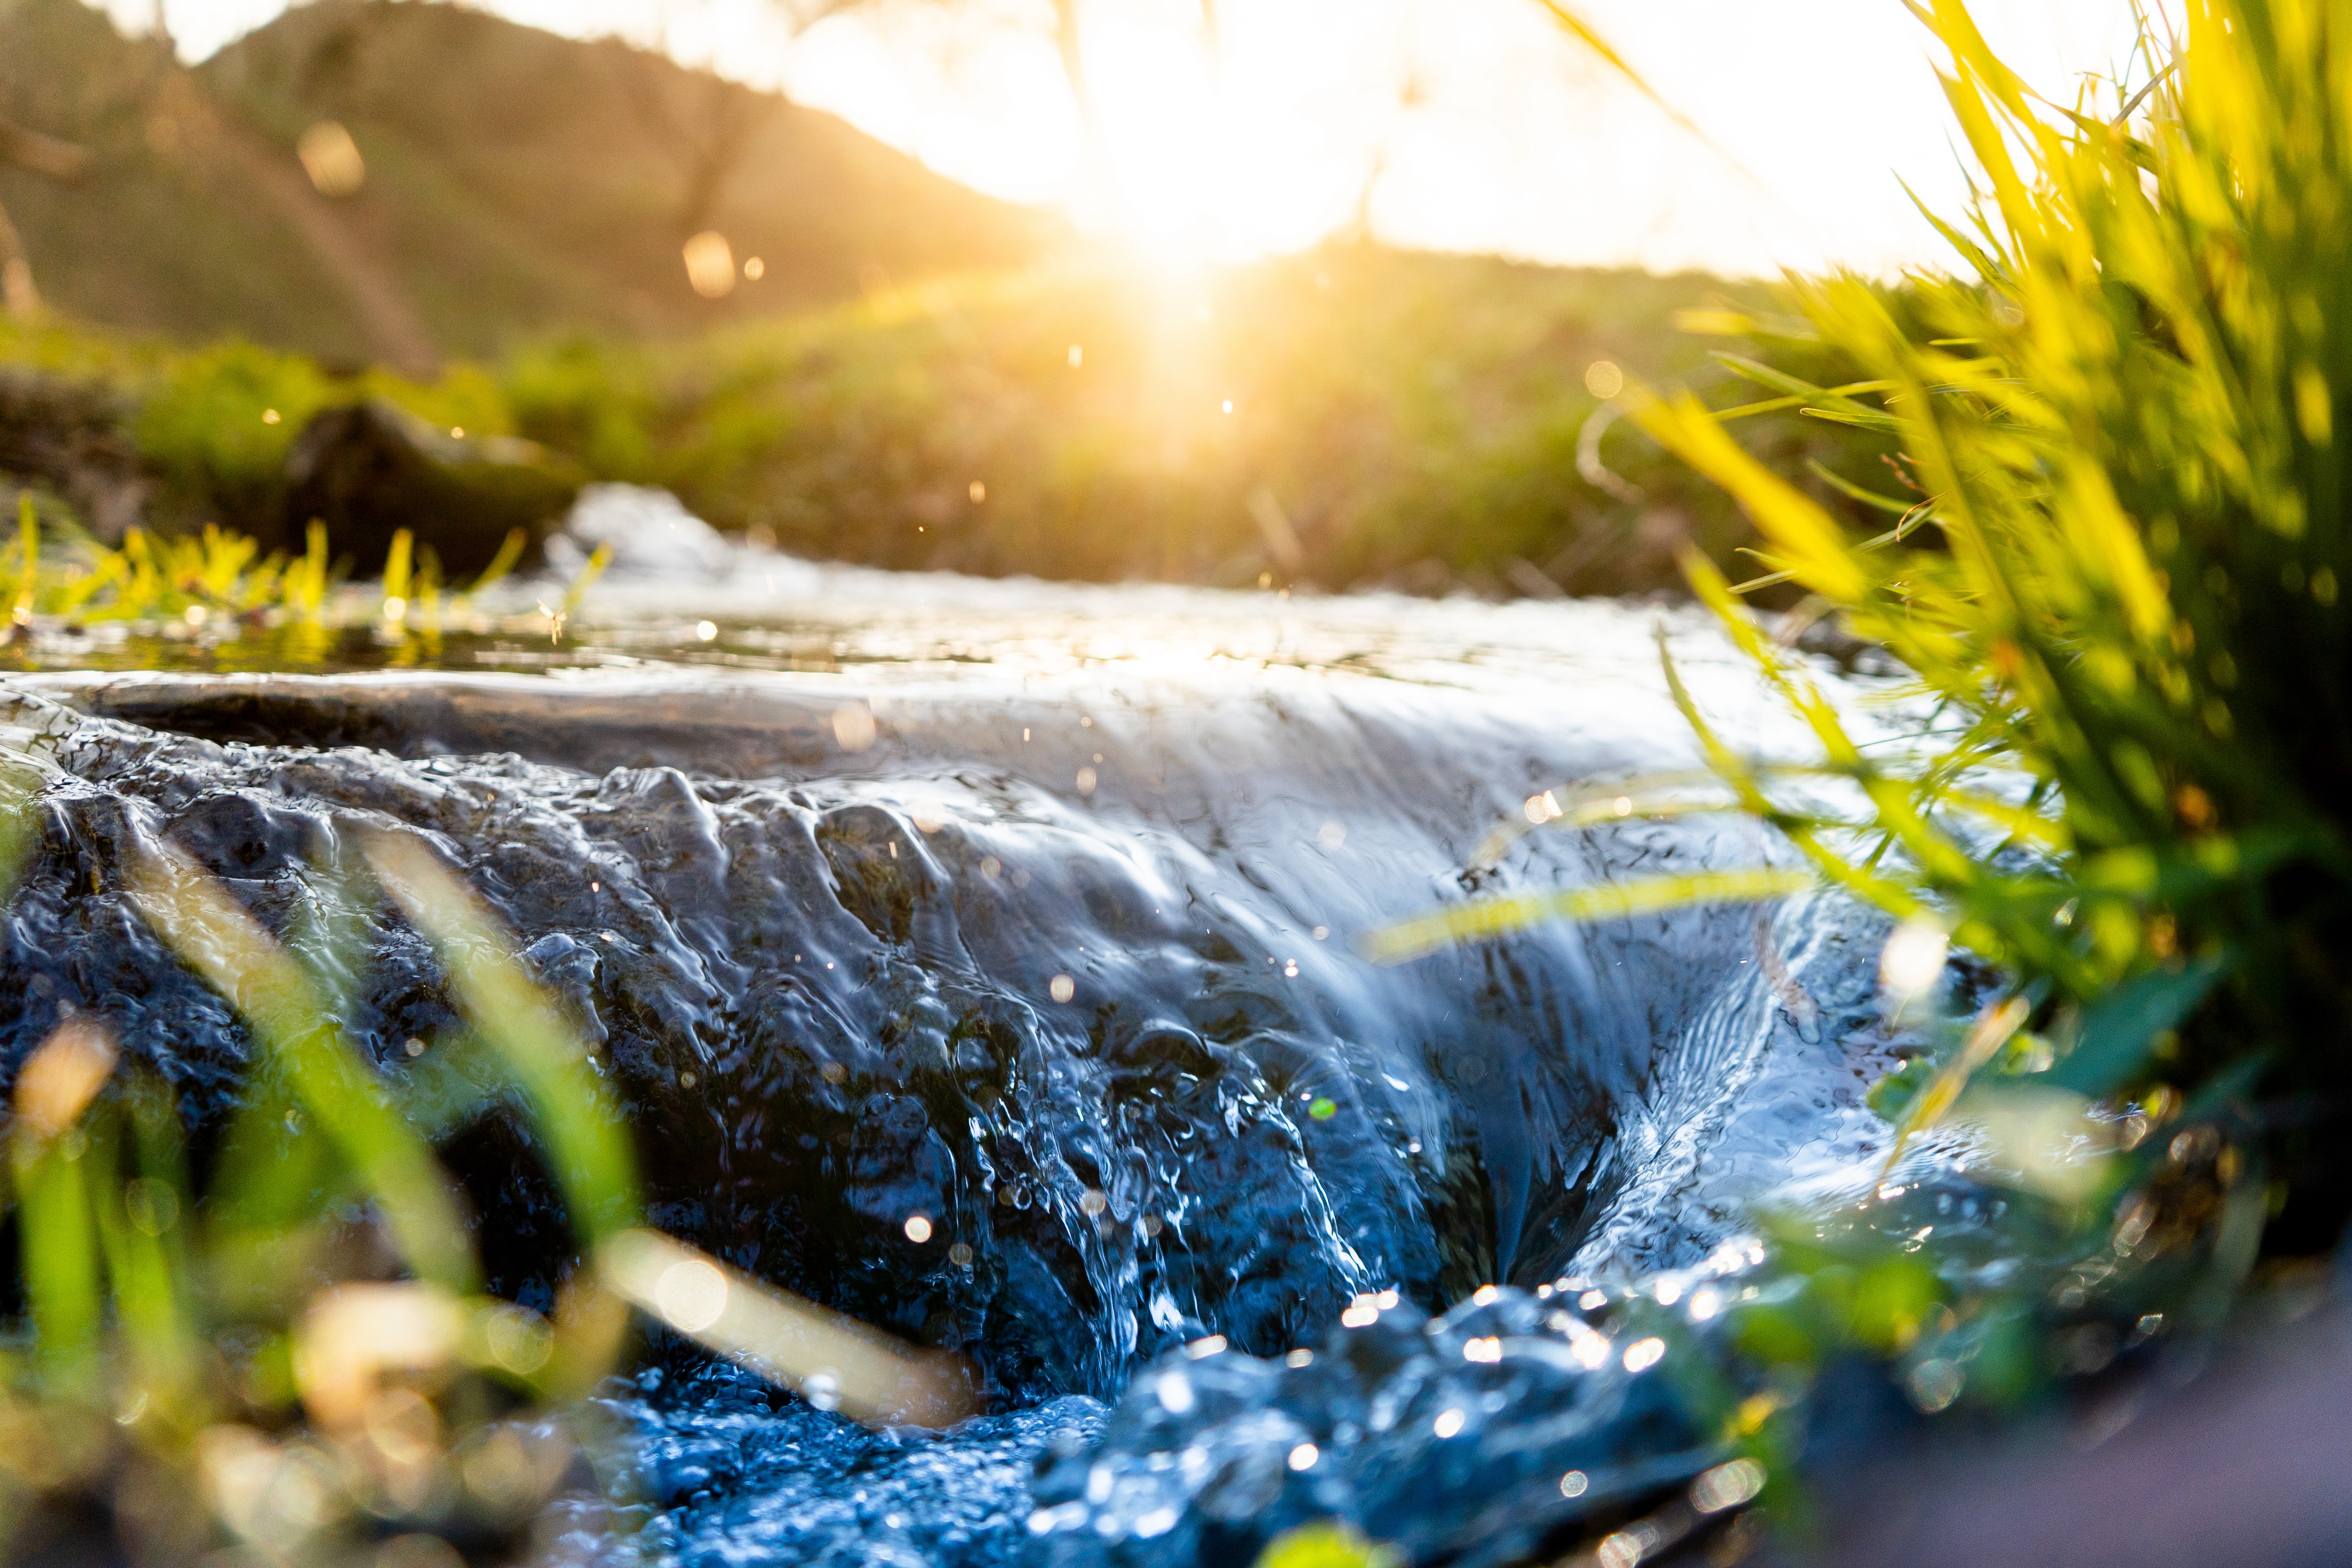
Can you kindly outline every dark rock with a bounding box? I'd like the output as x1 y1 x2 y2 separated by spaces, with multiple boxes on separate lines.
282 398 583 577
0 369 151 542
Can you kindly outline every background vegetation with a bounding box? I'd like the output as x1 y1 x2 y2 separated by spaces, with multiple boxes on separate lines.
0 244 1902 599
0 0 1909 599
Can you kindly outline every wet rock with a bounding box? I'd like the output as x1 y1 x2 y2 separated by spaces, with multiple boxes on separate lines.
282 398 583 577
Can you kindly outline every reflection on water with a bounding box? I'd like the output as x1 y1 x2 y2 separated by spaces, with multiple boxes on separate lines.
0 528 1913 1566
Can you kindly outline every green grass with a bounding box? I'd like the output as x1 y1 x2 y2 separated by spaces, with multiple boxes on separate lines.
23 0 2352 1552
1627 0 2352 1249
0 757 973 1558
1348 0 2352 1554
497 245 1903 596
0 806 644 1560
3 245 1898 602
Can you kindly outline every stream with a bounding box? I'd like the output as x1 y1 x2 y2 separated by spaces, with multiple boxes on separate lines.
0 493 1918 1567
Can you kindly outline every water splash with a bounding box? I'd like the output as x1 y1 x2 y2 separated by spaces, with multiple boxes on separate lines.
0 553 1910 1564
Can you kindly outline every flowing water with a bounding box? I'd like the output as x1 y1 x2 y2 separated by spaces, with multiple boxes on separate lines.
0 495 1919 1566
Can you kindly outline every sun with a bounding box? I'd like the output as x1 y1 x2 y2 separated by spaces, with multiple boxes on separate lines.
1067 0 1383 262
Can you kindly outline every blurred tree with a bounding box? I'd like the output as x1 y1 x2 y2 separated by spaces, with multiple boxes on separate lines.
0 114 90 316
618 0 899 242
812 0 1218 220
645 0 1233 237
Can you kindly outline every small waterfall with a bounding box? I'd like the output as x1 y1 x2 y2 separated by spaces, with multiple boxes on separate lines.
0 567 1904 1566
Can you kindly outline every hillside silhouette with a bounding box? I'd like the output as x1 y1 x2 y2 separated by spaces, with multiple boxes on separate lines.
0 0 1066 369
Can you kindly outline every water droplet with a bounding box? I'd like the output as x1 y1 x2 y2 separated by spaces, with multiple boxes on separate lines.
1691 1458 1767 1513
654 1259 728 1333
1906 1359 1963 1414
1433 1408 1466 1438
1880 920 1950 997
904 1215 933 1243
1049 974 1076 1003
832 704 878 752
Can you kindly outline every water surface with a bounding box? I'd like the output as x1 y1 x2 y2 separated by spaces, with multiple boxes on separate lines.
0 520 1909 1566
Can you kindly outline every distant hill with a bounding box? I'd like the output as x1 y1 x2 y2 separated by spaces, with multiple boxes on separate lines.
0 0 1066 367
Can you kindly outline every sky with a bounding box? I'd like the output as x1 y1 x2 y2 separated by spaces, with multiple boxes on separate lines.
107 0 2144 277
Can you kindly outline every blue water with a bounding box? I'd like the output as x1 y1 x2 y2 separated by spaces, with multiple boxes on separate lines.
0 528 1919 1566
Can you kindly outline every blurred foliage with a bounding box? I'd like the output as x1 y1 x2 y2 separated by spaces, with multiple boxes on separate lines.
0 489 598 681
0 797 644 1563
1256 1521 1402 1568
498 246 1891 598
3 245 1900 602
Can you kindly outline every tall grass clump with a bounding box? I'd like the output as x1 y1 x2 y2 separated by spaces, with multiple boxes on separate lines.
1359 0 2352 1538
1624 0 2352 1250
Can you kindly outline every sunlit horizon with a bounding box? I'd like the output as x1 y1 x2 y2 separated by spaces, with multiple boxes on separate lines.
115 0 2140 279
